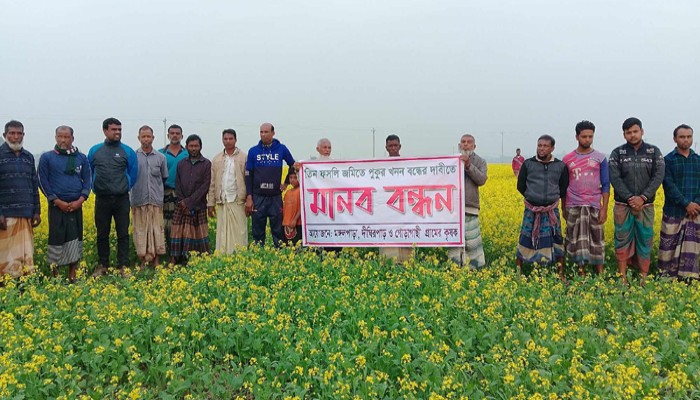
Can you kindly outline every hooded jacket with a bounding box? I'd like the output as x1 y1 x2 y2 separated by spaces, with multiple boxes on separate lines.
245 139 295 197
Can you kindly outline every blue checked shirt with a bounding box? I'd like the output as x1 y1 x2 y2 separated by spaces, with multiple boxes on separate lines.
662 148 700 218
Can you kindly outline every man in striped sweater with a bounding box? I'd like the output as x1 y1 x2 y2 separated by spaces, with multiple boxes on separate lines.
0 120 41 278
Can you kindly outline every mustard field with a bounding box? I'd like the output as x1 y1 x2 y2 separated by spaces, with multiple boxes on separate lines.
1 165 698 399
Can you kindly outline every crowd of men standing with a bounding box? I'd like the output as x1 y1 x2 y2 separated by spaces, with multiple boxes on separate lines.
0 118 299 281
513 117 697 285
0 116 698 286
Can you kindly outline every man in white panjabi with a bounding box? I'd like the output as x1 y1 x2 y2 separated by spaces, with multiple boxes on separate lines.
208 129 248 253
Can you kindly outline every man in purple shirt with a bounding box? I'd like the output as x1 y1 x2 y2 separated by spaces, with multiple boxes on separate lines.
170 134 211 264
562 121 610 276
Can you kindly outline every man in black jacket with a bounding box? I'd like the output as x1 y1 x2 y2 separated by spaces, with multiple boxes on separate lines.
88 118 138 275
609 117 664 285
516 135 569 280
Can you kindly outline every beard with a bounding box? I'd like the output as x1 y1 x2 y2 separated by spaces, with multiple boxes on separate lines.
461 149 473 157
7 141 23 151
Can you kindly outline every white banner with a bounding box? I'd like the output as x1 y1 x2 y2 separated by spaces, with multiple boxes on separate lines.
299 156 465 247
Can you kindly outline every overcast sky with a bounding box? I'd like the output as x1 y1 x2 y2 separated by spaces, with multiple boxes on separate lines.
2 0 699 162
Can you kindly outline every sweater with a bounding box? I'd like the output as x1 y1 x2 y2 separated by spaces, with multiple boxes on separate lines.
38 149 92 203
517 157 569 206
0 143 41 218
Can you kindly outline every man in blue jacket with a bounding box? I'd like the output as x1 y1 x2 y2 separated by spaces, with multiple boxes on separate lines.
245 123 296 247
88 118 138 275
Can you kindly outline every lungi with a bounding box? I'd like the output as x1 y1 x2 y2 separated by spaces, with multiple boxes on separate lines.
516 201 564 263
0 218 35 277
163 188 177 240
47 205 83 266
132 205 166 262
564 206 605 266
215 201 248 253
613 203 654 270
170 208 210 257
448 214 486 269
658 214 700 279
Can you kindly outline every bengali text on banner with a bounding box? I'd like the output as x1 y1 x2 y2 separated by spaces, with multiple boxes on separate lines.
299 156 465 247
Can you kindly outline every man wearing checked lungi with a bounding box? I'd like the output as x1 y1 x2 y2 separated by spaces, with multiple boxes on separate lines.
658 124 700 280
609 117 664 285
562 121 610 276
516 135 569 281
170 134 212 265
38 125 92 282
131 126 169 268
448 134 487 269
159 124 188 252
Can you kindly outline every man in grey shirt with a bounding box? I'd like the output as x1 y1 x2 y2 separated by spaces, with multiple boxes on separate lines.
448 134 487 269
131 126 168 268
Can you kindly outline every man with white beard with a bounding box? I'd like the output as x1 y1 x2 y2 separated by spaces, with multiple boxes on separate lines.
312 138 342 253
448 134 488 269
316 138 332 159
0 120 41 277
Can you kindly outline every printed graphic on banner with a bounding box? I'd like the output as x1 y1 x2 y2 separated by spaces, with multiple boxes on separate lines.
300 156 465 247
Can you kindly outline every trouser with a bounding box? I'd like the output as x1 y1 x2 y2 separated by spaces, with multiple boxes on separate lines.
95 193 131 267
251 195 283 247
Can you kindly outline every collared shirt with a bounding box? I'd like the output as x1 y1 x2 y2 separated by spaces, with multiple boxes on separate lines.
160 145 189 189
221 151 239 203
662 148 700 218
131 148 168 207
176 156 212 210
